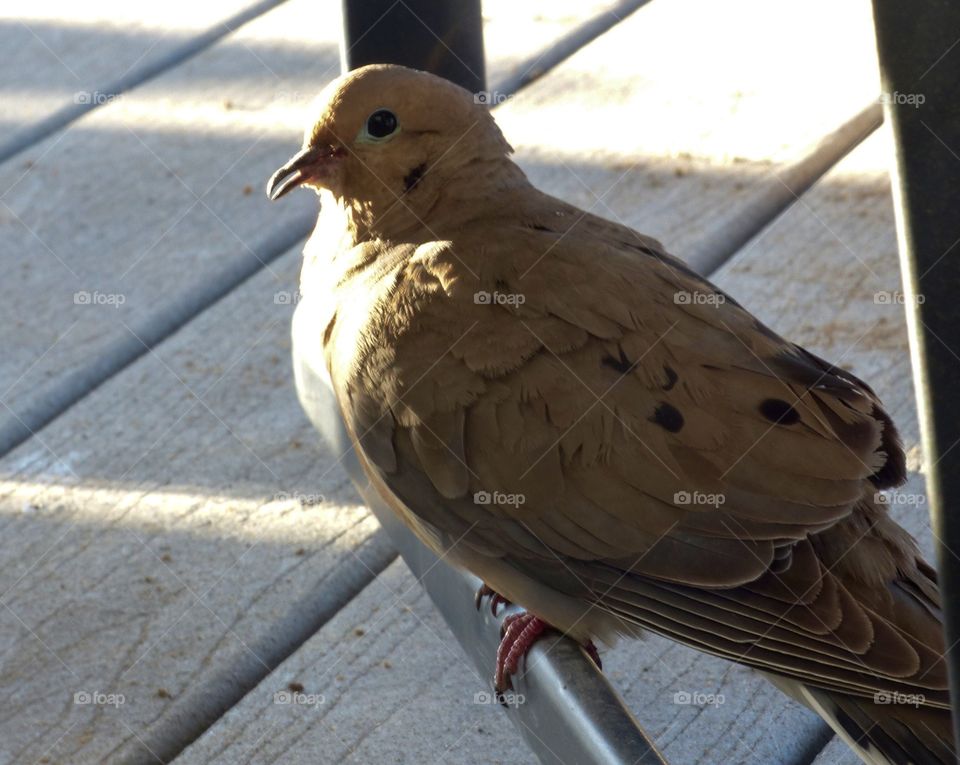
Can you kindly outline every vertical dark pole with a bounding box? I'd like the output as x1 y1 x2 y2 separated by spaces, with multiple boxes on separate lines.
871 0 960 744
340 0 486 92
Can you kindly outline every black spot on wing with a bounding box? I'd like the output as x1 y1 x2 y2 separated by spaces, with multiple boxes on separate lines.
602 348 632 375
760 399 801 425
775 347 905 488
662 364 679 390
650 402 684 432
403 163 426 193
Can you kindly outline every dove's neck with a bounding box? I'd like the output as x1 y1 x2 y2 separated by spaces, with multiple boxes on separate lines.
300 153 531 304
328 153 531 245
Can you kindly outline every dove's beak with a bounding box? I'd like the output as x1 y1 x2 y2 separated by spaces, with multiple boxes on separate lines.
266 145 344 201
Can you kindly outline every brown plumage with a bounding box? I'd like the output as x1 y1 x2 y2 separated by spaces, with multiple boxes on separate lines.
269 64 954 764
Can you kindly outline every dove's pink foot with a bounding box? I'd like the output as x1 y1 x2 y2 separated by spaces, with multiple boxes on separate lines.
492 613 605 694
494 612 550 693
474 583 511 615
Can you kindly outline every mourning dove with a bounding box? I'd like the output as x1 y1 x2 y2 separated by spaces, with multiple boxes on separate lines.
268 64 955 764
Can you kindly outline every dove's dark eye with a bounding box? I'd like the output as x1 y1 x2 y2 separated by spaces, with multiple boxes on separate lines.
365 109 398 139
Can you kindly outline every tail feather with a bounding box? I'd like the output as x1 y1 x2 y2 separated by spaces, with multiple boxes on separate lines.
768 674 956 765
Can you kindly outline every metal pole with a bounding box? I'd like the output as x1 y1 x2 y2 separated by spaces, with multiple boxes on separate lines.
340 0 486 93
870 0 960 745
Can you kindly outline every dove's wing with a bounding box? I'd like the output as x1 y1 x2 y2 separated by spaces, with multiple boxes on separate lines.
325 192 945 707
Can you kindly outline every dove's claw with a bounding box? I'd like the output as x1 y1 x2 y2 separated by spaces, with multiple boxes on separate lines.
473 584 487 611
474 583 511 615
494 612 550 693
492 613 604 692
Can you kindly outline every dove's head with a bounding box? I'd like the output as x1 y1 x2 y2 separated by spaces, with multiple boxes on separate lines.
267 64 515 237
